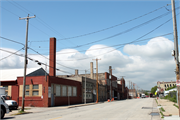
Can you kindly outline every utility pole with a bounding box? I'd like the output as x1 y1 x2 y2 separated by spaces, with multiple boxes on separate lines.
93 58 101 103
171 0 180 117
109 66 112 100
19 14 35 112
84 70 87 104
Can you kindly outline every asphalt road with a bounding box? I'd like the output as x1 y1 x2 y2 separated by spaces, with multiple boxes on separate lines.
4 98 161 120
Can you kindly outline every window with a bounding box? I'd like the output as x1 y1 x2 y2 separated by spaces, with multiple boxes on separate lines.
62 86 67 96
165 85 166 87
32 85 39 96
56 85 61 96
68 86 72 96
3 86 8 95
25 85 29 96
73 87 77 96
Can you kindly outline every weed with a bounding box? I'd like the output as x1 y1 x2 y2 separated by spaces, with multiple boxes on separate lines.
155 99 158 104
173 104 179 109
160 107 165 112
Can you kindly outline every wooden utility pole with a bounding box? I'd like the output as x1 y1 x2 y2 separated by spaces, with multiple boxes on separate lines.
19 14 35 112
93 58 101 103
171 0 180 117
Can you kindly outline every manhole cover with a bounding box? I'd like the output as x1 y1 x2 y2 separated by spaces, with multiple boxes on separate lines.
149 112 159 116
142 107 153 109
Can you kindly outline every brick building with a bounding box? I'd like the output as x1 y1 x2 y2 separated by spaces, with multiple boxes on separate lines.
0 37 82 107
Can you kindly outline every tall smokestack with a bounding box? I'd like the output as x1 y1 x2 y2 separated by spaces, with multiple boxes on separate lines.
90 62 94 79
49 37 56 76
75 69 78 76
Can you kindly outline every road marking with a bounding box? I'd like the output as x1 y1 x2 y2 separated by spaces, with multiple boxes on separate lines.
49 117 62 120
93 108 99 110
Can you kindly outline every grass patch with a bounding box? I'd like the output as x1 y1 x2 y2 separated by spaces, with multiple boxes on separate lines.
11 110 32 116
159 109 164 118
160 107 165 112
173 104 179 109
155 99 158 104
160 110 164 118
164 91 177 103
24 108 31 110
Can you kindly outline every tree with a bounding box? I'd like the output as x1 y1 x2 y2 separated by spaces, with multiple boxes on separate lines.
144 91 149 95
151 86 157 95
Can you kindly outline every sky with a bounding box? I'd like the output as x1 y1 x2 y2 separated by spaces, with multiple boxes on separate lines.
0 0 180 90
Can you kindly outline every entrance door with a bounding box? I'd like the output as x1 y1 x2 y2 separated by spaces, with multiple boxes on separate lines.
51 84 54 106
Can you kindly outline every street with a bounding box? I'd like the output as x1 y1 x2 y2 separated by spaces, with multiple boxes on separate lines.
4 98 160 120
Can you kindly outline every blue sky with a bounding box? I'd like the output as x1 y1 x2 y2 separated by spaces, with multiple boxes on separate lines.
1 1 179 53
0 0 180 90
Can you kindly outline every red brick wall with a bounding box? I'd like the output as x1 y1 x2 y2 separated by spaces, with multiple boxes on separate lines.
11 85 19 105
17 76 47 107
49 76 82 106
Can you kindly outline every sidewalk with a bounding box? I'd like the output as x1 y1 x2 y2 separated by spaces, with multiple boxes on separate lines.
157 98 180 120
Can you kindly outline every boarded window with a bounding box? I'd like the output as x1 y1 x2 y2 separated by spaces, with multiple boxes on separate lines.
73 87 77 96
62 86 67 96
56 85 61 96
68 86 72 96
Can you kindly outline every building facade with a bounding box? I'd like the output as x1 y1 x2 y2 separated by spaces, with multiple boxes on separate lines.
157 81 176 91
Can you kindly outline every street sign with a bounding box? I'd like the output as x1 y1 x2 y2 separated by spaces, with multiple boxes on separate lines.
176 80 180 86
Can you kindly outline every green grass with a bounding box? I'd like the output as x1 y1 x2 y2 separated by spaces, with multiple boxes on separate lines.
11 110 32 116
155 99 158 104
164 92 177 103
160 110 164 118
160 107 165 112
173 104 179 109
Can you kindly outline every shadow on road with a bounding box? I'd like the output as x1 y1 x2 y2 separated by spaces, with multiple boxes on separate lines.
3 117 15 119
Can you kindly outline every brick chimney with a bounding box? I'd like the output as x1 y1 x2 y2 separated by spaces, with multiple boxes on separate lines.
49 37 56 76
90 62 94 79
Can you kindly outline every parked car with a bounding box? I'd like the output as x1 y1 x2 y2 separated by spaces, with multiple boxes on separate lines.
1 96 9 119
1 95 18 110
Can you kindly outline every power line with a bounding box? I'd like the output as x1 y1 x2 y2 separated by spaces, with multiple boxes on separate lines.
0 5 20 17
55 15 176 61
28 47 84 71
0 36 25 46
0 48 73 75
0 36 84 71
0 47 24 61
68 9 178 49
30 5 166 42
29 33 173 55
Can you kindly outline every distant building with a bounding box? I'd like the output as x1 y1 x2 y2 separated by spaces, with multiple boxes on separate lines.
157 81 176 92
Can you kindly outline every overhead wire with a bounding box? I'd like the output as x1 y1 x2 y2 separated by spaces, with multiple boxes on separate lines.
30 5 167 42
0 48 73 75
0 36 85 71
67 7 179 49
55 13 177 61
28 47 85 71
28 32 173 55
0 47 24 61
0 36 25 46
6 0 77 48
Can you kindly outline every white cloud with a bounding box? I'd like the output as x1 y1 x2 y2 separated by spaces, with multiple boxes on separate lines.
0 37 177 90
